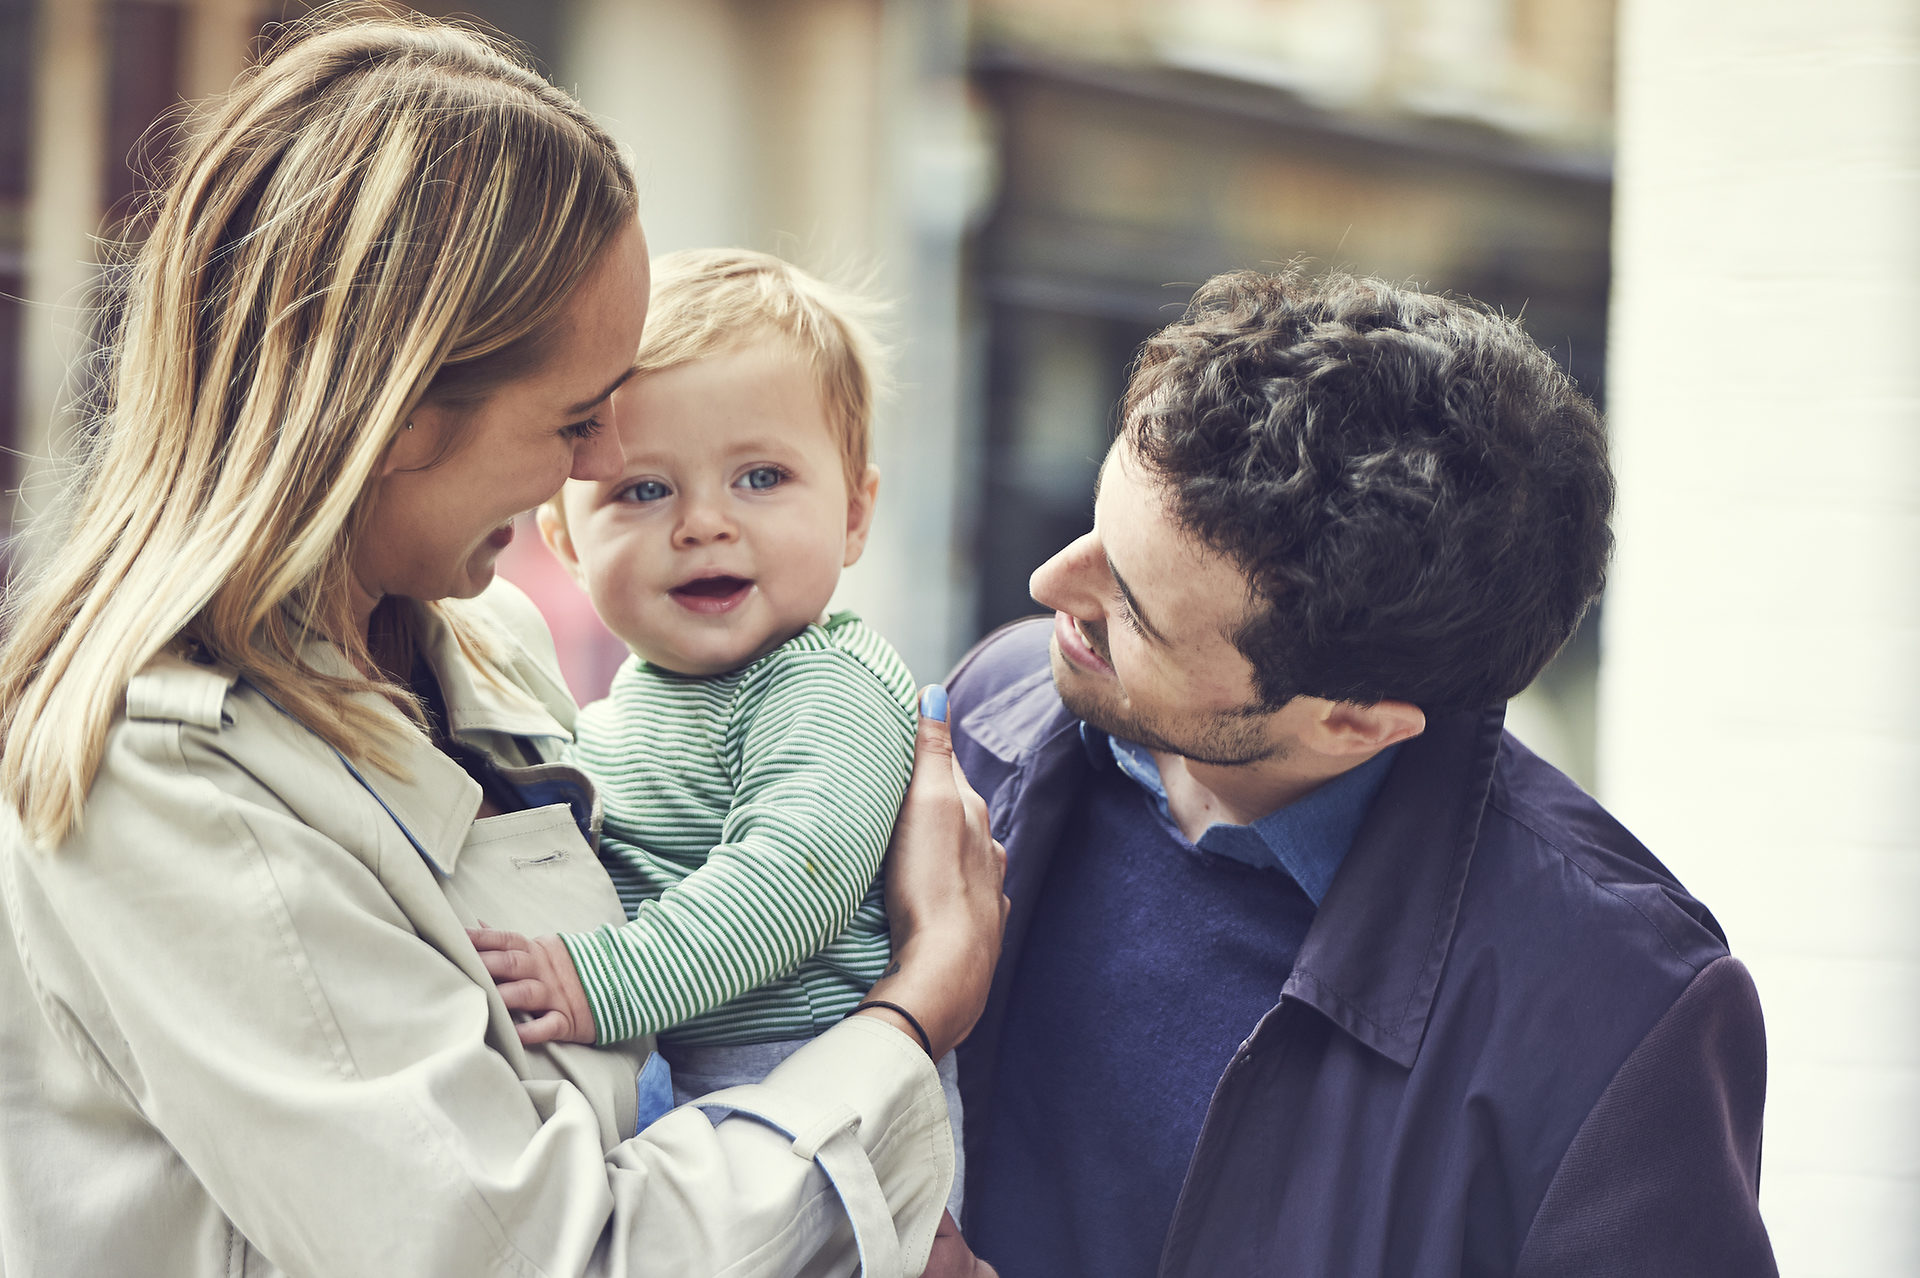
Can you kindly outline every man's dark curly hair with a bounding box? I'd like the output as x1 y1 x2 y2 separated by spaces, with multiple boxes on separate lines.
1121 268 1613 713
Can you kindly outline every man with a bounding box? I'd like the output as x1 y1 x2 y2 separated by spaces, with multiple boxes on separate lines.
949 269 1774 1277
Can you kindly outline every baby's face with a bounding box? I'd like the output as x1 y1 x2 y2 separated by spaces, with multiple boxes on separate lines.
551 338 876 676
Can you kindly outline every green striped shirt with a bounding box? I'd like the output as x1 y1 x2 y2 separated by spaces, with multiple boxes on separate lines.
560 612 915 1047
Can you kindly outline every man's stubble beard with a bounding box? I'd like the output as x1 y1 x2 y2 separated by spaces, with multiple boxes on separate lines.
1048 643 1285 769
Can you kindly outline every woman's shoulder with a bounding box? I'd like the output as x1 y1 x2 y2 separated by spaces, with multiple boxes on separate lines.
87 651 373 848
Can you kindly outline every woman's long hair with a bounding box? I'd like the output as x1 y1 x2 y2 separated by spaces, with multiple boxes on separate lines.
0 8 638 847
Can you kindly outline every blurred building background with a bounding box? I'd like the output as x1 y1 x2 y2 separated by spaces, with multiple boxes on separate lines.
0 0 1913 1271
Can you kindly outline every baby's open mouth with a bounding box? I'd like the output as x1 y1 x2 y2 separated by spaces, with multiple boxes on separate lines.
670 574 753 614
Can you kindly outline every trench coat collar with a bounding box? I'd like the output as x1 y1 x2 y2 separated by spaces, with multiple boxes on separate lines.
411 597 575 745
974 667 1506 1072
292 598 576 877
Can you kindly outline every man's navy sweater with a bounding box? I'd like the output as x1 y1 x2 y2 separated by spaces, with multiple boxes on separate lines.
969 730 1395 1276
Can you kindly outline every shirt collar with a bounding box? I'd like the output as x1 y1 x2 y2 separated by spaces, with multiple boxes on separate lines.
1081 722 1400 906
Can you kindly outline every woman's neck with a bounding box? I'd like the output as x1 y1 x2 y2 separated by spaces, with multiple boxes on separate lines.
362 597 418 686
348 576 384 649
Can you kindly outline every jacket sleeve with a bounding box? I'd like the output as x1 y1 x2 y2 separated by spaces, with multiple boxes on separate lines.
1514 955 1778 1277
12 713 948 1278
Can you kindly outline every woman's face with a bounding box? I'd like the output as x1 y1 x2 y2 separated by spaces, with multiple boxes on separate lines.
352 220 650 623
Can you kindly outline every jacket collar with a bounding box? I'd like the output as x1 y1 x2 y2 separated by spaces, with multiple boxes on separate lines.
289 599 575 877
414 597 574 745
1285 704 1505 1067
953 662 1087 1129
964 663 1074 769
973 665 1507 1073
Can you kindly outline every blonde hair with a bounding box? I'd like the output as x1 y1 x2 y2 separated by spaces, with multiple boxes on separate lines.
550 249 883 534
0 8 637 847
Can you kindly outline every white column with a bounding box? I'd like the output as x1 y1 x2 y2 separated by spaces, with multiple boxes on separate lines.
180 0 259 103
1599 2 1919 1273
15 0 106 533
558 0 758 255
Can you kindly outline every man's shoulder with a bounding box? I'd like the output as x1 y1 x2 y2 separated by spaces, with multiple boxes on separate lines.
946 617 1076 767
1473 733 1730 978
948 615 1055 700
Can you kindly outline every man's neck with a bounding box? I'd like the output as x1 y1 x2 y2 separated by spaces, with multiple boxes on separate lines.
1148 747 1376 845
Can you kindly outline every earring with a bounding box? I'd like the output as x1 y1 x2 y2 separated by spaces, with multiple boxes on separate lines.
405 421 415 430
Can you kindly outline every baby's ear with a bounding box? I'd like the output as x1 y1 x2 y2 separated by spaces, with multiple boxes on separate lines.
536 501 586 585
843 464 881 568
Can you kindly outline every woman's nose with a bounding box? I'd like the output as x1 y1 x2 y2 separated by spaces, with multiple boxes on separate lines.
1030 530 1101 615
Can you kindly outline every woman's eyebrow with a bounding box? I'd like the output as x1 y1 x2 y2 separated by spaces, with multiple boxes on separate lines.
563 366 638 416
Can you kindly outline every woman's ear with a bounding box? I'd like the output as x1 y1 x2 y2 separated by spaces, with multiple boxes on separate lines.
381 406 444 477
536 502 586 585
842 464 882 568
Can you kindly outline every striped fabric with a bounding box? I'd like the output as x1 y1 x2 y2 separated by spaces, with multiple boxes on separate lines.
560 612 916 1047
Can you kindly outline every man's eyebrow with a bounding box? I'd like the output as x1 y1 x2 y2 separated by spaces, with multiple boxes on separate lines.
564 365 638 417
1106 554 1169 644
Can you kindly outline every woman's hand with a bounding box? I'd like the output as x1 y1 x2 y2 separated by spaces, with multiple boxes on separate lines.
467 927 598 1046
858 685 1008 1061
922 1209 999 1278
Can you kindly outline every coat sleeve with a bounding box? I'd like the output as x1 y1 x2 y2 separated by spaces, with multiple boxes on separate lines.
11 712 948 1278
1513 955 1778 1277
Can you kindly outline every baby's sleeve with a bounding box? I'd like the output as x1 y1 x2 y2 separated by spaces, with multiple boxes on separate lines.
561 644 914 1043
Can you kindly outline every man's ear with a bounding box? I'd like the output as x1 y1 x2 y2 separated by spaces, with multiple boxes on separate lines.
842 464 882 568
536 501 586 586
1312 698 1427 757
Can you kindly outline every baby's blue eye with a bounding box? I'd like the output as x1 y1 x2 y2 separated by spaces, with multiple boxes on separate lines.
739 466 786 491
623 479 671 503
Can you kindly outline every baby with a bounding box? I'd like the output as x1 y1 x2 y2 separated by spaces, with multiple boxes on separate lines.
473 248 962 1212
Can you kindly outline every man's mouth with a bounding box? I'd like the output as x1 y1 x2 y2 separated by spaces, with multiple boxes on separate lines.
670 574 754 615
1052 611 1113 674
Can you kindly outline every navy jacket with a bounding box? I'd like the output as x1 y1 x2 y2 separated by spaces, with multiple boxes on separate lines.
951 619 1776 1277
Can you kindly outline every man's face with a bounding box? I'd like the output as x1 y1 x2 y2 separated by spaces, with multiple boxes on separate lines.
1029 441 1296 766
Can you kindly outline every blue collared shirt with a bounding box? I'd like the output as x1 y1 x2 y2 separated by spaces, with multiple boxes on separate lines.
1084 725 1400 906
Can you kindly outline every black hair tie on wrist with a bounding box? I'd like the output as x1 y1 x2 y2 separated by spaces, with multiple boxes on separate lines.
854 1000 933 1057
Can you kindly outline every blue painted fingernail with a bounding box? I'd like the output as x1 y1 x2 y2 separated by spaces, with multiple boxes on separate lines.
920 684 949 722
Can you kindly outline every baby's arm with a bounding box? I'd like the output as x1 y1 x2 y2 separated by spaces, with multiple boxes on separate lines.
565 646 914 1044
467 926 599 1046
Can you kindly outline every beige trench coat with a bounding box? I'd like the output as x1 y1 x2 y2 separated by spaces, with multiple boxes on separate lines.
0 581 952 1277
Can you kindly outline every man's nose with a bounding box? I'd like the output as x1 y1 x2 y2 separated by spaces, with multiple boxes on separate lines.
1030 531 1101 614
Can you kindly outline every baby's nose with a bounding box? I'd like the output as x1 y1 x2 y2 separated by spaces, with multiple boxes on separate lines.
674 498 737 545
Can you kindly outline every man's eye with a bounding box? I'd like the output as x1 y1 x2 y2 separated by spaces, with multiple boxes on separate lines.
621 479 671 502
738 466 787 491
1114 591 1145 635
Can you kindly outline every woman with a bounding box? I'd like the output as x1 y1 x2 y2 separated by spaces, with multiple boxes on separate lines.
0 12 1002 1277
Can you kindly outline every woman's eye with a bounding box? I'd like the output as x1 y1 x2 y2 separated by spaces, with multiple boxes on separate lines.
738 466 786 491
561 416 603 441
621 479 671 503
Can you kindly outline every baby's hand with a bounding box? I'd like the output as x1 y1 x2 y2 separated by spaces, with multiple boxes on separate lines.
466 927 598 1046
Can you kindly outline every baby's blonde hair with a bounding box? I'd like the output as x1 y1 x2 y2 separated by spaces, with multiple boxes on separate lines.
0 9 637 847
550 249 883 531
